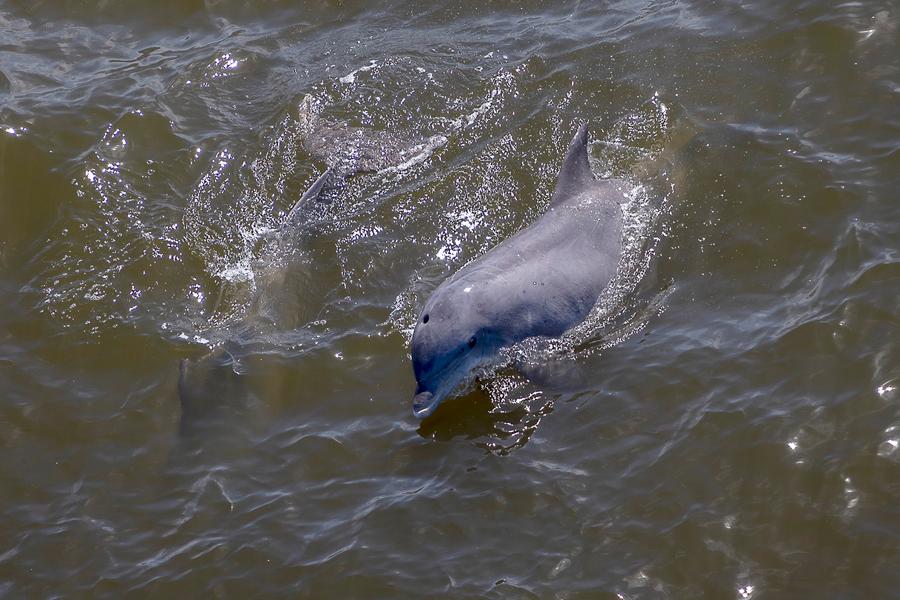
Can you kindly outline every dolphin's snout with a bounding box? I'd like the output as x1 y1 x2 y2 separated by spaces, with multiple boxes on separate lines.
412 390 437 420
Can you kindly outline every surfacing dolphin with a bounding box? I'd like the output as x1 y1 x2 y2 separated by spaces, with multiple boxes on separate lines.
410 123 627 419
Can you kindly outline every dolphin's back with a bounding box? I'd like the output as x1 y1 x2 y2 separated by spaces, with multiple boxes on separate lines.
440 125 625 344
447 180 623 342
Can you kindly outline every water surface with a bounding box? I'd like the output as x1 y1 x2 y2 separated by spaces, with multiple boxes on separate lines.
2 0 900 597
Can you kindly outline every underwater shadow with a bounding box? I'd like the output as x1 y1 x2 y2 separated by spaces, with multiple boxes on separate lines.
416 377 555 456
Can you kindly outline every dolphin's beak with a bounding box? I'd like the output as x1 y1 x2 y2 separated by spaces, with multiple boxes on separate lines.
412 390 439 420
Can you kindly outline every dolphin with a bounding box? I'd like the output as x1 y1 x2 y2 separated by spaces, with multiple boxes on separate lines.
410 123 626 419
178 103 434 433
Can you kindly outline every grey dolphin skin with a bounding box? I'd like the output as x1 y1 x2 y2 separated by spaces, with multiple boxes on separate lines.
410 124 626 419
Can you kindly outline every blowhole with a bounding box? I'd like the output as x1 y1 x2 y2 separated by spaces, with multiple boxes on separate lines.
423 314 429 324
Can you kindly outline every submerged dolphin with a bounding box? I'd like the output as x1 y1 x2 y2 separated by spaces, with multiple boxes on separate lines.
410 124 626 419
178 104 433 433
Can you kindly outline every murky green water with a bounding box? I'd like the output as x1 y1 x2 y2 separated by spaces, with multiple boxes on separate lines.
2 0 900 596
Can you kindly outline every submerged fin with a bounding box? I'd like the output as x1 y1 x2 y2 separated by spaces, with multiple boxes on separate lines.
551 123 595 206
282 166 337 227
286 117 434 228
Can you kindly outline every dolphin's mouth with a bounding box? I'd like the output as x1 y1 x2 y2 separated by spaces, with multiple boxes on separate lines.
411 353 468 420
412 390 440 419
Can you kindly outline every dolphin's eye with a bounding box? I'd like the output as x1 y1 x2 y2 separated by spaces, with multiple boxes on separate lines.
468 336 477 348
423 314 429 324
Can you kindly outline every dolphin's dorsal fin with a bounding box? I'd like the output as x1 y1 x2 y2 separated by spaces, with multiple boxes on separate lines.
551 123 594 206
282 166 336 228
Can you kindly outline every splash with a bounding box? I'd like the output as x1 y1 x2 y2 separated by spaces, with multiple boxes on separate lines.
182 56 508 346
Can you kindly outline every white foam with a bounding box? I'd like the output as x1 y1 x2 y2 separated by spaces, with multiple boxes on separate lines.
216 259 255 284
339 61 378 85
